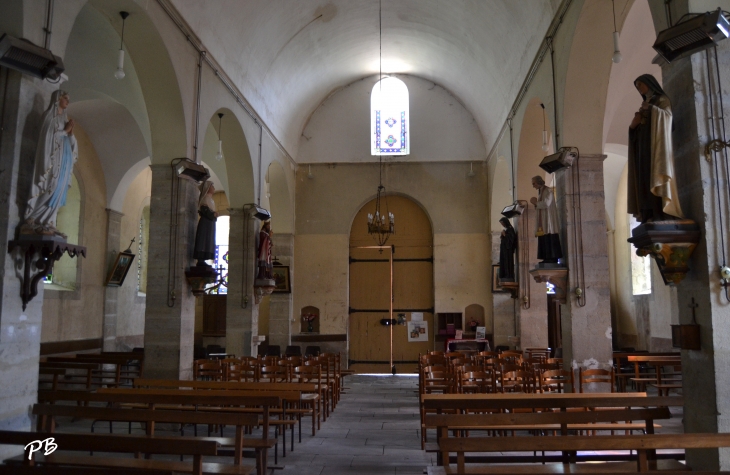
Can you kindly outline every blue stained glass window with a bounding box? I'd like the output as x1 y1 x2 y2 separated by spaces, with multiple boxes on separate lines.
371 77 409 155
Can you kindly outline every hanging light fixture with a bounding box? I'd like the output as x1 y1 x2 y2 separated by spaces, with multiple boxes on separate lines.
611 0 622 63
114 11 129 79
367 156 395 246
540 103 549 152
215 113 224 161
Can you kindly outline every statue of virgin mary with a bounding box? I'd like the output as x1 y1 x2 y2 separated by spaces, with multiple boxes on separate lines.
23 90 77 237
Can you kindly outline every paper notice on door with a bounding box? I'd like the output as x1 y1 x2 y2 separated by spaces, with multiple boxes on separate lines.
411 312 423 322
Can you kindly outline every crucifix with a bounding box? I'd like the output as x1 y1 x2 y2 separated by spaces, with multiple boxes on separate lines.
688 298 699 324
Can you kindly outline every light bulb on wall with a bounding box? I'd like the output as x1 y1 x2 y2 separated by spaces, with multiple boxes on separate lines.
115 12 129 79
215 113 224 161
611 0 622 63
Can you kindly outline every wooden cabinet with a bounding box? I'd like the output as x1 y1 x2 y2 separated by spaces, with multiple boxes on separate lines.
202 294 226 336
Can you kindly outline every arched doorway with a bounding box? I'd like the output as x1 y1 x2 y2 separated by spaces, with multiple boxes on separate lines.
348 195 433 373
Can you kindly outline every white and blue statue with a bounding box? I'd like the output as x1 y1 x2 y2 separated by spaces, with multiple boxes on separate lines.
23 90 77 238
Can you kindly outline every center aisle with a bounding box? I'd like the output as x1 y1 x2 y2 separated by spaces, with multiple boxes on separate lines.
274 374 432 474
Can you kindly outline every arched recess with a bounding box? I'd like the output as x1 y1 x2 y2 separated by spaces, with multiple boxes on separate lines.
202 108 254 208
348 195 433 372
516 97 554 200
86 0 188 161
266 161 293 235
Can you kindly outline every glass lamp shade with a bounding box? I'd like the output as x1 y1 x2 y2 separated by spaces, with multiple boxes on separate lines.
114 49 126 79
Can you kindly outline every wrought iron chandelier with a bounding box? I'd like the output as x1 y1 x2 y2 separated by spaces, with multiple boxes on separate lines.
367 156 395 246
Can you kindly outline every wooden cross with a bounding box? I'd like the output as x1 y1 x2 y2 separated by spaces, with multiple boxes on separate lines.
688 297 699 324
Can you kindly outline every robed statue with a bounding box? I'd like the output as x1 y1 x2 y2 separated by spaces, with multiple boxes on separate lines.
257 221 273 279
23 90 77 237
530 175 562 264
193 181 217 266
628 74 683 223
498 217 517 281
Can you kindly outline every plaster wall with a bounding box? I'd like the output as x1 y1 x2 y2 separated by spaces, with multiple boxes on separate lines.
41 124 107 343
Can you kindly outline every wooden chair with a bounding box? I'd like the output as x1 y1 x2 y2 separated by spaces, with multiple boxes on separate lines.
579 367 615 393
260 365 289 383
194 360 223 381
228 363 259 382
539 369 575 393
500 370 536 393
425 371 456 394
460 371 495 394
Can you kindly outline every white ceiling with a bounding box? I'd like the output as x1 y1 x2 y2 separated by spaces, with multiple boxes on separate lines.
170 0 559 162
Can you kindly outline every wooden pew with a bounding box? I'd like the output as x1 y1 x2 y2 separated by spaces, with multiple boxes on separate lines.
36 389 278 475
421 393 684 460
39 361 97 389
0 430 248 475
96 387 300 454
133 379 321 436
626 356 681 392
38 367 66 390
32 404 264 474
430 433 730 474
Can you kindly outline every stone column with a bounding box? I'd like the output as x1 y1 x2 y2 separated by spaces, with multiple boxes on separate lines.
555 155 613 375
518 203 549 349
269 233 293 349
0 70 55 458
226 208 259 357
142 165 198 380
102 209 124 351
660 39 730 471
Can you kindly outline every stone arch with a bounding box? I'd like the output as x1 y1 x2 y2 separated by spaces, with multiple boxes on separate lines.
202 108 254 208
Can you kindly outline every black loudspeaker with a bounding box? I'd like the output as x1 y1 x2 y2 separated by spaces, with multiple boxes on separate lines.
539 149 577 173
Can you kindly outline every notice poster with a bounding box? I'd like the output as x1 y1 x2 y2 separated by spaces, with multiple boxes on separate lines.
407 321 428 342
475 326 486 340
455 330 463 340
411 312 423 322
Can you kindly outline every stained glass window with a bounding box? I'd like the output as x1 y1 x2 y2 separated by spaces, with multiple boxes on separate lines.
371 77 409 155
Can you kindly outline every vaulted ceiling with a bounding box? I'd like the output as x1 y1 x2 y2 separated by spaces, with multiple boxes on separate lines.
170 0 561 161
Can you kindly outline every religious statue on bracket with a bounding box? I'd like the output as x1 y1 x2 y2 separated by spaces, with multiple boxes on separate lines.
253 220 275 304
530 176 563 267
185 180 218 296
22 90 77 239
626 74 700 286
498 217 517 282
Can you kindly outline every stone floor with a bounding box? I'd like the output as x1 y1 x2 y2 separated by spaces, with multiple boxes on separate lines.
51 374 684 474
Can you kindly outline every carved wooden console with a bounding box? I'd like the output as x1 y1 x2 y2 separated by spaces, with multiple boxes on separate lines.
529 266 568 303
627 220 701 286
8 235 86 310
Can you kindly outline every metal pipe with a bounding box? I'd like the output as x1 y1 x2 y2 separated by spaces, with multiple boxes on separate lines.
257 121 263 205
43 0 54 50
549 37 560 149
193 51 204 163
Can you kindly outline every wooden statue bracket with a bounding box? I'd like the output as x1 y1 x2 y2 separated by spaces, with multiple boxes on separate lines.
500 280 519 299
8 235 87 311
627 219 700 286
253 278 276 304
185 264 218 297
529 266 568 303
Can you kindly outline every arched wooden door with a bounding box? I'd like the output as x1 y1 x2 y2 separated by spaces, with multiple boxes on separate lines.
349 195 434 372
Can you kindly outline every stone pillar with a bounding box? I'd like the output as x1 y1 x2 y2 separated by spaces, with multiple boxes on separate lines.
0 70 55 457
226 208 259 357
491 231 516 348
102 209 124 351
660 39 730 471
555 155 613 375
518 204 549 349
142 165 198 380
269 233 293 349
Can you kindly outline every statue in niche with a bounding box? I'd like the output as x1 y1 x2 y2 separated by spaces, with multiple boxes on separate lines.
498 217 517 281
193 181 217 267
628 74 684 223
257 221 273 279
530 175 562 264
23 90 77 238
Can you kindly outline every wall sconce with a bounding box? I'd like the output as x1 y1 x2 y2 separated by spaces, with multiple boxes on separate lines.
215 113 224 161
539 147 578 174
653 9 729 63
114 12 129 79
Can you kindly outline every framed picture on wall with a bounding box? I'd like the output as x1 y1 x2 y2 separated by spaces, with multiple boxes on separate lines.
106 250 136 287
272 265 291 293
491 264 507 293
